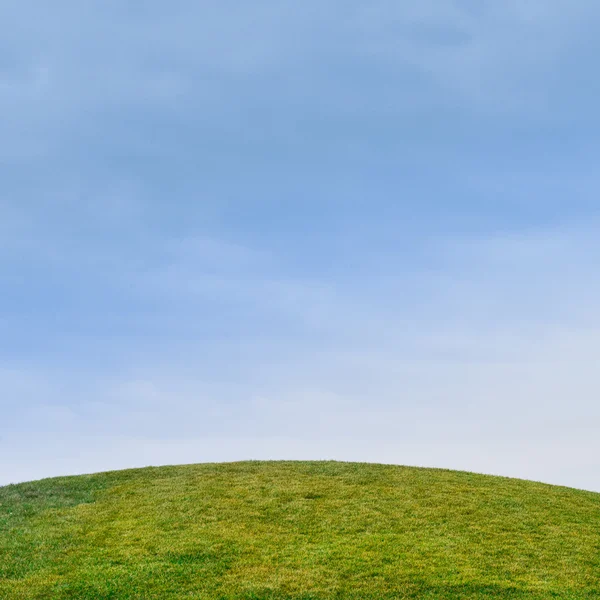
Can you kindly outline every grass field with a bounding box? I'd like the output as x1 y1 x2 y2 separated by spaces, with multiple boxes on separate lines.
0 461 598 599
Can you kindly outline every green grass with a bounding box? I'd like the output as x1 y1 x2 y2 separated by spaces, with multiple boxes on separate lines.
1 461 599 599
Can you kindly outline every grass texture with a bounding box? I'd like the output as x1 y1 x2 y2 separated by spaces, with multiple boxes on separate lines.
0 461 598 599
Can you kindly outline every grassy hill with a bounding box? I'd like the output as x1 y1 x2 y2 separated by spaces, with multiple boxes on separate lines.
0 461 598 599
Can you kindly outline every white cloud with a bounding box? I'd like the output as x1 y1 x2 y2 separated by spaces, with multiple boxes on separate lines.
2 1 600 494
3 224 600 491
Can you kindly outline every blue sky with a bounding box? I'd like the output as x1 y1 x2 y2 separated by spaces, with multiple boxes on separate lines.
2 1 600 490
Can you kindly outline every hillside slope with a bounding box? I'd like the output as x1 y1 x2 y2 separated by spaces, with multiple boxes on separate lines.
0 461 598 599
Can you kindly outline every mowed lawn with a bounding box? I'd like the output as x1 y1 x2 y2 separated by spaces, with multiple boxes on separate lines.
0 461 598 599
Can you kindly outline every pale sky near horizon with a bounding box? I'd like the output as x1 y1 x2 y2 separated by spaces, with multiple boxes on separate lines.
2 1 600 491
